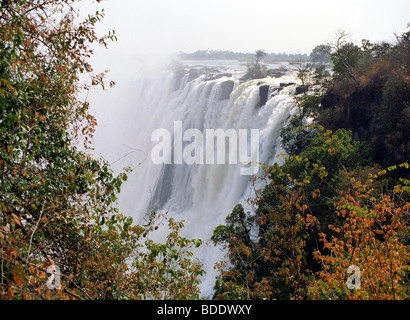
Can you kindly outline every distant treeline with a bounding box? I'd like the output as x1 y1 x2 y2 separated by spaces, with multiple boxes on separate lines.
177 50 309 61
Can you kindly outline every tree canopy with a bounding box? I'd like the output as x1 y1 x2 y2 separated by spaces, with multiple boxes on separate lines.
0 0 204 300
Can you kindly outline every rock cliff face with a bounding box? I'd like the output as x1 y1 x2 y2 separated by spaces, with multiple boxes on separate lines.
258 84 270 107
218 80 234 101
320 77 410 167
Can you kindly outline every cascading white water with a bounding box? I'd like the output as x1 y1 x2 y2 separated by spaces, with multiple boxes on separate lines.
89 58 301 297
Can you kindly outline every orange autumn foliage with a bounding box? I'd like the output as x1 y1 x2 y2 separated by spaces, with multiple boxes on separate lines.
309 169 410 299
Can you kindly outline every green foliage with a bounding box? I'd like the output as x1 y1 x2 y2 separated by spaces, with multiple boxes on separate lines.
280 94 321 155
280 56 331 156
255 50 267 67
310 45 332 66
243 50 268 80
300 128 372 171
130 214 205 300
211 205 253 246
213 127 409 299
0 0 203 300
320 27 410 167
213 128 381 299
243 65 268 80
280 120 314 156
266 127 371 245
212 205 268 300
331 42 362 78
379 73 410 164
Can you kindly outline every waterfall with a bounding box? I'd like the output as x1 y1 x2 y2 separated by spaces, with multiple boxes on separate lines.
89 58 301 297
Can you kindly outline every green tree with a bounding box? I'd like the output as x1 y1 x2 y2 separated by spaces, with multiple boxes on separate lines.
243 50 268 80
280 60 322 156
310 44 332 66
213 128 375 299
330 30 362 86
255 50 267 68
0 0 203 300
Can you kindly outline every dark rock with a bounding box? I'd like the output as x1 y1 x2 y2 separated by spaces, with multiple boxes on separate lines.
259 84 270 107
268 70 286 78
218 80 234 101
278 82 296 92
279 82 295 89
206 73 232 81
295 85 307 95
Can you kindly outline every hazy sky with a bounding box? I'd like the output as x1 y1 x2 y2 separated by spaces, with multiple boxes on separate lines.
81 0 409 55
